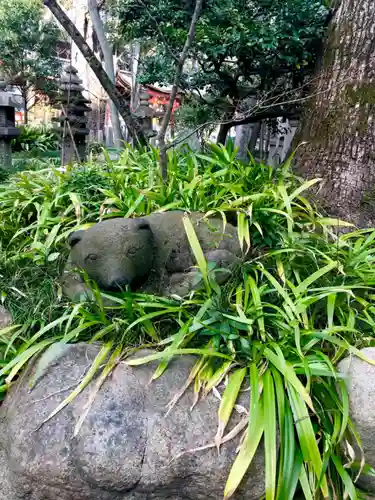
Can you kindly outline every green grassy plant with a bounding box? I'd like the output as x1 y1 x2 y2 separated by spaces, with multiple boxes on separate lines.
0 144 375 498
11 125 59 153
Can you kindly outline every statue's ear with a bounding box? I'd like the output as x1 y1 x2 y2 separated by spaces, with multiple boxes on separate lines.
68 230 85 248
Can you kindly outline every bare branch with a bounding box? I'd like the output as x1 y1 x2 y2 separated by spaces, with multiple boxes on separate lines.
43 0 146 144
87 0 123 146
156 0 203 181
166 74 352 151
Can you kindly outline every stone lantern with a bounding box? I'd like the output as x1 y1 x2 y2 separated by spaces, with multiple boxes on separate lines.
0 70 22 170
134 91 156 139
54 65 91 165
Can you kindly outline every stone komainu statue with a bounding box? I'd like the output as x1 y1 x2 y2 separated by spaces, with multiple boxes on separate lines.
62 211 245 300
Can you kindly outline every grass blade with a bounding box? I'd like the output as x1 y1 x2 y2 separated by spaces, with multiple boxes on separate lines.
298 461 314 500
276 402 296 499
331 454 357 500
327 294 336 329
215 367 247 451
74 344 122 436
263 369 277 500
224 398 264 499
151 321 192 380
247 276 265 340
264 348 314 412
294 261 337 296
38 342 112 427
204 360 234 395
126 348 234 365
1 339 56 380
287 383 328 498
183 215 209 291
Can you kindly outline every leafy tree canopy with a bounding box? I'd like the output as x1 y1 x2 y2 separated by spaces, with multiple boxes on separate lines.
112 0 330 127
0 0 62 100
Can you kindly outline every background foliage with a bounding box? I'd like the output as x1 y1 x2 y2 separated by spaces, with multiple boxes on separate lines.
11 125 59 153
112 0 329 130
0 0 62 111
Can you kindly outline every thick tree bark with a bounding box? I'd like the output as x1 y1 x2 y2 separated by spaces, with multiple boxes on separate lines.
295 0 375 227
43 0 146 145
235 124 252 162
23 94 28 125
248 122 261 154
216 122 231 145
87 0 123 148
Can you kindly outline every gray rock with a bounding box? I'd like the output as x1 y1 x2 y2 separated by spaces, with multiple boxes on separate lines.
338 348 375 493
0 343 265 499
0 306 11 329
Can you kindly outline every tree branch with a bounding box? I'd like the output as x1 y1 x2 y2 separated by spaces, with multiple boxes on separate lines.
166 74 352 151
156 0 203 181
43 0 146 145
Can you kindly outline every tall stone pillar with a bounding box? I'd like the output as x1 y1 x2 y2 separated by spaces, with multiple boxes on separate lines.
54 65 91 165
134 91 156 140
0 71 21 170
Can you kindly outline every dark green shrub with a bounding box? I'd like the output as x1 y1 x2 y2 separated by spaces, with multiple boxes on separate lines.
11 125 59 153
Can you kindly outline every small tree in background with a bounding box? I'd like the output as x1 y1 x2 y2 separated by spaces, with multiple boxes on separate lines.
0 0 62 123
112 0 330 143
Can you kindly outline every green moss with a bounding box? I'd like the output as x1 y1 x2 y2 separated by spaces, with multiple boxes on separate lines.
345 83 375 106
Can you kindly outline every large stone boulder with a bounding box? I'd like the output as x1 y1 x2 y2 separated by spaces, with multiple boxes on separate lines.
338 348 375 494
0 343 265 500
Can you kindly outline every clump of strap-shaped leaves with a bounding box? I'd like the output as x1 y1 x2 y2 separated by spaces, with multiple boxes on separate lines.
1 145 375 498
127 213 375 499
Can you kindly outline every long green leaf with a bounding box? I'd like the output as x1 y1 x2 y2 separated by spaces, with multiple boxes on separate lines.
40 342 112 426
224 399 264 499
264 348 314 412
204 360 234 395
215 367 247 450
298 461 314 500
288 178 322 202
308 333 375 366
263 370 277 500
247 276 265 340
260 268 300 322
287 383 328 498
331 454 357 500
294 261 337 296
287 449 304 500
0 339 56 379
277 402 297 500
151 321 192 380
126 348 234 365
183 215 209 290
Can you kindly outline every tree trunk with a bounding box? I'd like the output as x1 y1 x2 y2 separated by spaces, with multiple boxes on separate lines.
235 124 252 162
130 42 141 110
216 122 231 145
43 0 146 145
248 122 261 154
87 0 123 148
295 0 375 227
24 98 28 125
